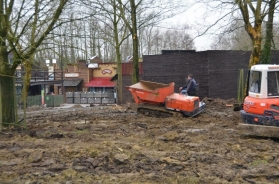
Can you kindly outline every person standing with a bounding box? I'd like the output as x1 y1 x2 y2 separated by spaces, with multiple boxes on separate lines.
179 74 197 96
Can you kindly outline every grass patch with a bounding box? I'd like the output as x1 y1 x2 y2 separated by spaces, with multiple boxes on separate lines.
250 159 268 167
75 129 90 134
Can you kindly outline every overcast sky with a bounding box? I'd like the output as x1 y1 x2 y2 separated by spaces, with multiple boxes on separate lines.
165 1 279 51
159 1 234 51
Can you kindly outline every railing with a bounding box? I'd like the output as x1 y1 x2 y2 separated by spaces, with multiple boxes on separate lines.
15 70 64 82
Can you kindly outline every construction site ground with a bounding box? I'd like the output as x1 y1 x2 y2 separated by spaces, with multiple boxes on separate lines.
1 98 279 184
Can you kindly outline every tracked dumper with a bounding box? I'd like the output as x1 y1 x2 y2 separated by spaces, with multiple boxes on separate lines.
126 80 206 118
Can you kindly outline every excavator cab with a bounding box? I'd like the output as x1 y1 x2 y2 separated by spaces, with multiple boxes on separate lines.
240 64 279 138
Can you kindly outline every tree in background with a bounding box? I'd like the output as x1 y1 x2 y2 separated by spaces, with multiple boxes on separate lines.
82 0 130 104
194 0 277 68
117 0 183 84
260 0 276 64
211 20 252 50
140 24 195 55
236 0 276 67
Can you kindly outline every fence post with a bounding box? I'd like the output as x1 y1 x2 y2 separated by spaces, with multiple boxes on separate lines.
14 77 18 124
0 77 2 132
237 69 244 103
23 75 27 129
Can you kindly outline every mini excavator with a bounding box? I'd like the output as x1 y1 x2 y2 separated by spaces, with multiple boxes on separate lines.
240 64 279 138
126 80 206 118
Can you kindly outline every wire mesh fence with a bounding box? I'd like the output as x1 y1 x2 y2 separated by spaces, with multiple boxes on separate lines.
16 95 64 108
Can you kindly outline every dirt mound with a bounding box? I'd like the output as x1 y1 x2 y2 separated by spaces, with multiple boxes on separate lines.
70 104 83 108
202 97 237 105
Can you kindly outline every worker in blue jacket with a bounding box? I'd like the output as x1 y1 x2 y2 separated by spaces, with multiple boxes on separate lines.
179 74 197 96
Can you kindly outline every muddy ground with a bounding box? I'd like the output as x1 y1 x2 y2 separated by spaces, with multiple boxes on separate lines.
1 98 279 184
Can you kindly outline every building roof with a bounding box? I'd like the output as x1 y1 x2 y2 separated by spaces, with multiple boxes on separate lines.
56 78 83 87
86 77 115 87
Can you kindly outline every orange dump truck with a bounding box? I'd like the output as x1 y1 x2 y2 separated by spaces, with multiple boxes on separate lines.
126 80 206 117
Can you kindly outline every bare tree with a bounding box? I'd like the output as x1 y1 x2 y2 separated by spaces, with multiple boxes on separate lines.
117 0 183 83
0 0 70 124
117 0 140 84
81 0 130 103
139 24 194 55
190 0 278 67
211 19 252 50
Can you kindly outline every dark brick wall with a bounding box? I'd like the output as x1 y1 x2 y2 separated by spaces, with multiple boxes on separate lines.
142 50 279 100
207 50 250 99
122 75 134 104
270 51 279 64
143 50 208 99
121 75 143 104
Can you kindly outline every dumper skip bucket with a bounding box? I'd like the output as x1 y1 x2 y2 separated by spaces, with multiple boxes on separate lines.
126 80 174 104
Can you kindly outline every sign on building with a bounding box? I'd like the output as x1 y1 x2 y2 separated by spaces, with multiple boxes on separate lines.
65 73 79 77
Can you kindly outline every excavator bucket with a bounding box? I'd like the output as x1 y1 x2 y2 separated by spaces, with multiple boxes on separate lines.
238 124 279 138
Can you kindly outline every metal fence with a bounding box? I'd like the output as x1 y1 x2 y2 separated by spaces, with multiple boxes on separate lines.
16 95 64 107
66 92 115 104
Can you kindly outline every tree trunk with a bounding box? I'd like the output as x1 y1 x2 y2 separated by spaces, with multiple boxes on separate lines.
0 52 16 124
260 0 275 64
113 0 122 104
249 33 262 68
130 0 139 84
21 60 32 99
243 15 262 68
116 45 122 104
132 34 139 84
0 75 16 124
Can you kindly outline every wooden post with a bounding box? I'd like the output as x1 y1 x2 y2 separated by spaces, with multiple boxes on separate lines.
237 69 244 103
241 69 244 101
0 77 2 131
14 77 18 124
23 75 27 129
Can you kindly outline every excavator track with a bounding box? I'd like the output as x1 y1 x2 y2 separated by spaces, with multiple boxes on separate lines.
137 104 183 118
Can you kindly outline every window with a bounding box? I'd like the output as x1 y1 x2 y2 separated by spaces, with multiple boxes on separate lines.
249 71 261 93
94 87 103 92
104 87 114 92
88 87 114 92
267 71 279 96
89 87 103 92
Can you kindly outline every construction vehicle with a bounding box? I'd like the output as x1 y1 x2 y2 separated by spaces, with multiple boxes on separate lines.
126 80 206 118
240 64 279 138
